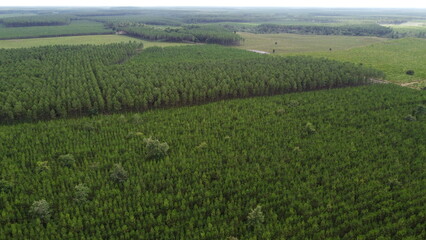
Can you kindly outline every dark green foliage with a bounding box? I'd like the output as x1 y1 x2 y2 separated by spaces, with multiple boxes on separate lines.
120 24 243 45
29 199 51 224
0 84 424 239
255 23 393 37
406 70 415 75
405 115 417 121
0 20 113 39
0 44 383 123
74 184 90 203
2 15 71 27
0 179 13 193
144 137 169 160
110 164 128 184
413 105 426 116
57 154 75 168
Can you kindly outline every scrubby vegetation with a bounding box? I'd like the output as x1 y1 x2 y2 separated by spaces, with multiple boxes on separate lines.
0 84 425 239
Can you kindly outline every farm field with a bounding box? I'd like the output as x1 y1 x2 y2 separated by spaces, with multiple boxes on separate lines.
0 35 188 49
295 38 426 85
0 84 425 239
236 32 388 54
0 20 113 39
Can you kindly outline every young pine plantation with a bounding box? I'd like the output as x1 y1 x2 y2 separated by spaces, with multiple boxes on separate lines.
0 84 425 239
0 7 425 240
0 44 383 122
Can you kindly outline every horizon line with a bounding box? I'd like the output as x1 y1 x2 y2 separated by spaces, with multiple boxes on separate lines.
1 6 426 9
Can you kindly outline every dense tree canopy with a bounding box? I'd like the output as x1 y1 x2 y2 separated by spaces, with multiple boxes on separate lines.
1 15 72 27
118 25 243 45
0 44 384 123
0 84 424 239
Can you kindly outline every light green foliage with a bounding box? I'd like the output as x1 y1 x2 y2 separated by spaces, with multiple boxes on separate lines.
110 164 128 184
300 38 426 83
36 161 49 173
247 205 265 226
0 35 187 49
74 184 90 203
29 199 51 223
57 154 75 168
305 122 316 135
144 137 169 160
236 32 387 53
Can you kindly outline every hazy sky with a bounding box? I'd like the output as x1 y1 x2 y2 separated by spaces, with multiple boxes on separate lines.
1 0 426 8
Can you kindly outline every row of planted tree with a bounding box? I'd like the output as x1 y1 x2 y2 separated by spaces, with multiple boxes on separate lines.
0 84 424 239
0 43 384 123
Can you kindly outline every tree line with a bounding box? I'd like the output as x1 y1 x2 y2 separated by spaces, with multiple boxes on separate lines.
254 23 393 37
117 25 243 45
1 15 72 27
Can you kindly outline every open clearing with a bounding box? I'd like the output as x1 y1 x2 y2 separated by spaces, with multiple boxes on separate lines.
236 32 388 54
294 38 426 84
0 35 189 49
382 22 426 27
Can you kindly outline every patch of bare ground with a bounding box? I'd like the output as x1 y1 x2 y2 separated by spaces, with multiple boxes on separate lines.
370 79 425 89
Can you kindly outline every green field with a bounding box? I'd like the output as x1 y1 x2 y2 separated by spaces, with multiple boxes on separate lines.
1 84 425 239
0 20 112 39
297 38 426 85
236 32 388 53
0 35 189 49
